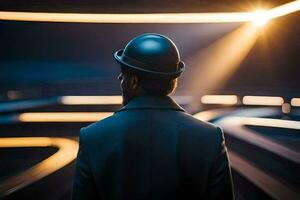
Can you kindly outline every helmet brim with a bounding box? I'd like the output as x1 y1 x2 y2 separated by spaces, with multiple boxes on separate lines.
113 49 185 79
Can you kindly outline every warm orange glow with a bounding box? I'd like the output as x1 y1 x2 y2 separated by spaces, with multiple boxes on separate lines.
224 116 300 130
187 23 260 94
250 1 300 26
18 112 113 122
201 95 238 105
193 111 217 122
60 96 122 105
291 98 300 107
0 137 78 196
267 0 300 19
60 95 192 105
193 108 233 122
243 96 284 106
0 1 299 23
251 10 270 27
0 11 256 23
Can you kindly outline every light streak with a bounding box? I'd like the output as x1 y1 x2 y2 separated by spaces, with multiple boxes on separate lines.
201 95 238 105
59 95 192 105
225 116 300 130
18 112 113 122
243 96 284 106
193 108 300 199
267 0 300 19
251 10 270 27
60 96 122 105
291 98 300 107
0 1 299 23
0 11 256 23
0 137 78 196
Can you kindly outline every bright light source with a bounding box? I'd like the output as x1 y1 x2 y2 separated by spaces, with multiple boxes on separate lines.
0 1 300 23
0 11 253 23
201 95 238 105
243 96 284 106
291 98 300 107
268 0 300 19
60 96 122 105
18 112 113 122
251 10 270 27
60 95 192 105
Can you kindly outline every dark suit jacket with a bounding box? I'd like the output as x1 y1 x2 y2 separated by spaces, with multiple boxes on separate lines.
72 95 234 200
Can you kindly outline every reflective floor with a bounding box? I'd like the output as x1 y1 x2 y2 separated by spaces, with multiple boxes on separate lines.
0 97 299 199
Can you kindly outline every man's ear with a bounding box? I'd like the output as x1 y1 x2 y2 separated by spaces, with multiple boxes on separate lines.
130 74 139 90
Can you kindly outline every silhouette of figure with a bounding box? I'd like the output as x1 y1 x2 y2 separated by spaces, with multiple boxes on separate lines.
72 33 234 200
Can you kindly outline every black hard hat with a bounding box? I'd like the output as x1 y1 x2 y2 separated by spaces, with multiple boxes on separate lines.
113 33 185 79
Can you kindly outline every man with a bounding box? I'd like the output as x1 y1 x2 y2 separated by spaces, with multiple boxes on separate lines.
72 33 234 200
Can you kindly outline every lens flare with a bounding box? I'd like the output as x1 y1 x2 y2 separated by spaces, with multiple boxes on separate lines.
251 10 270 27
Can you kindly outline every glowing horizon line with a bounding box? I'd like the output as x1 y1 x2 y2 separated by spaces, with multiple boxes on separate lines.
0 0 299 23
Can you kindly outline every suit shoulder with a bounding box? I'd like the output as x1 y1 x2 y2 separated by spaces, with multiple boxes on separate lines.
180 112 218 130
80 112 121 141
178 112 222 142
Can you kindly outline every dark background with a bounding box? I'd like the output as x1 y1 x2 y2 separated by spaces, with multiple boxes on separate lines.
0 0 299 99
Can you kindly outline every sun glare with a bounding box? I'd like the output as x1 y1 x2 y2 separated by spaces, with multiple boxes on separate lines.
251 10 270 27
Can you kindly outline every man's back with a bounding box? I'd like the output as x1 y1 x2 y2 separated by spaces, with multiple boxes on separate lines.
72 95 234 200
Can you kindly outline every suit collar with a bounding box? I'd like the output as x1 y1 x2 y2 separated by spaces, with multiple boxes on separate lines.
115 95 186 113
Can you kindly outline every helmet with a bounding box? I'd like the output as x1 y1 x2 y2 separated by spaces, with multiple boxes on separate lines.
113 33 185 79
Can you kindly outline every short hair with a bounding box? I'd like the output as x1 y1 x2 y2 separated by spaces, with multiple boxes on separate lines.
121 65 177 96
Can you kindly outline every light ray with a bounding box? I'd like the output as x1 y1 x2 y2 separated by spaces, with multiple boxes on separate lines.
0 11 255 23
267 0 300 19
0 1 299 23
187 23 260 98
